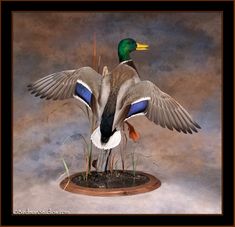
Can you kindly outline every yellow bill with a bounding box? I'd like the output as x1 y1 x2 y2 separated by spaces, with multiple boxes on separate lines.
136 42 149 50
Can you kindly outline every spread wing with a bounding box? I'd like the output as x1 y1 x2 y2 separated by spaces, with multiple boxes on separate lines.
117 80 201 134
28 67 102 113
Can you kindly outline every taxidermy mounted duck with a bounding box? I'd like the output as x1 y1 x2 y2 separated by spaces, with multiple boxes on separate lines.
28 38 200 151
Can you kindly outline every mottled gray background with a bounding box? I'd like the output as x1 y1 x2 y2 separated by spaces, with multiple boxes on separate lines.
13 12 221 214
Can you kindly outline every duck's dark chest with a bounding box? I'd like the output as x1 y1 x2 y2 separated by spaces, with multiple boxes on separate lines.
100 94 117 142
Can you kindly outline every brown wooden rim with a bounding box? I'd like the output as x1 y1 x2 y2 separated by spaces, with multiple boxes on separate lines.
60 170 161 196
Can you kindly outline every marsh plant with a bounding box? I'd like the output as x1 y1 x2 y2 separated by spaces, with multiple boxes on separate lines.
57 95 141 181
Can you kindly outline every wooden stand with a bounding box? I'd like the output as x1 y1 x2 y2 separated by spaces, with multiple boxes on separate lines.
60 171 161 196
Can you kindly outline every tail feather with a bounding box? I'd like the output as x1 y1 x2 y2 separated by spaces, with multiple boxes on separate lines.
91 126 121 149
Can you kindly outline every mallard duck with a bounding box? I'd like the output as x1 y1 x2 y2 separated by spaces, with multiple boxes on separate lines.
28 38 200 151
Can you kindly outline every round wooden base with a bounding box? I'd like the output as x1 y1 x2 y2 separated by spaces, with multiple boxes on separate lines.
60 171 161 196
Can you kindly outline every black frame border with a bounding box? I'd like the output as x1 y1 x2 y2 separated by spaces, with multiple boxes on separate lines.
1 1 234 226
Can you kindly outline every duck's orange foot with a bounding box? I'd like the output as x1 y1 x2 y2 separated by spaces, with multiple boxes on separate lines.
125 121 140 142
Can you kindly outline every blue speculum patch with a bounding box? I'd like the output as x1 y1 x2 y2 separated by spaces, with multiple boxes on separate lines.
75 83 92 105
127 100 148 117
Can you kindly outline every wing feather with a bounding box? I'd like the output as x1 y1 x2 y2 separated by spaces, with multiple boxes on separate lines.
31 73 68 97
177 108 193 133
118 80 200 134
29 73 65 92
158 100 166 128
28 67 102 114
163 100 180 131
161 100 173 130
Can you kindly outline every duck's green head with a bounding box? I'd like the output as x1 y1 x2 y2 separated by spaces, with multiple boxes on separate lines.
118 38 149 62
